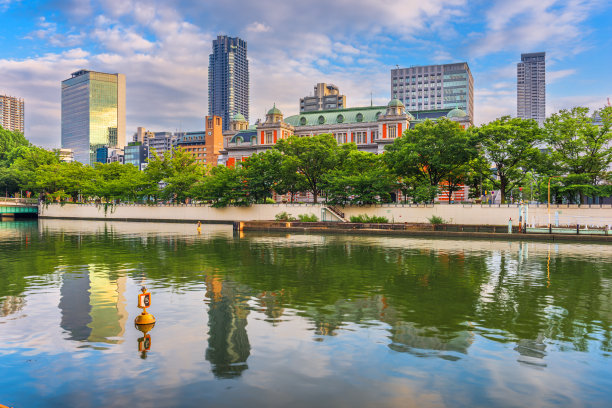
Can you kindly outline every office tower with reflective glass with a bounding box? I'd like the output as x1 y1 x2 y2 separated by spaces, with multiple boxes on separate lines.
61 70 126 165
391 62 474 123
208 35 249 131
0 94 25 133
517 52 546 126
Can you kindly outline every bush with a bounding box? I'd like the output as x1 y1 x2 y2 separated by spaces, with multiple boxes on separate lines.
428 215 446 224
264 197 276 204
298 213 318 222
275 211 296 221
349 214 389 223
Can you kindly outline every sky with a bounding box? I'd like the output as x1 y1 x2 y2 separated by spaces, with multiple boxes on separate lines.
0 0 611 148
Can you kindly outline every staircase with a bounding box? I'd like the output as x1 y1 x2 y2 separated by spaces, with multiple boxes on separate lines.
323 205 348 222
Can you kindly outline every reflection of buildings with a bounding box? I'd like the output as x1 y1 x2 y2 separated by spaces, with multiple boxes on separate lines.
205 276 251 378
0 295 26 317
59 269 127 343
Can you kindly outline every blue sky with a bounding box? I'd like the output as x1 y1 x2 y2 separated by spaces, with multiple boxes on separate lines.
1 0 611 147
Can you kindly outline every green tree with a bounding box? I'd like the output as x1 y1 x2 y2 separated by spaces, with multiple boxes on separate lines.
384 118 478 203
0 126 29 165
191 165 249 207
275 134 344 203
240 150 283 203
475 116 544 203
323 151 397 205
544 106 612 202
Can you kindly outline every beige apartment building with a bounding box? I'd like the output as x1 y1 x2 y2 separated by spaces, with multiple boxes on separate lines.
0 94 25 133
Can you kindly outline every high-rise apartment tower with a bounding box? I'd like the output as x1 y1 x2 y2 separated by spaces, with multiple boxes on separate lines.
300 83 346 112
391 62 474 123
517 52 546 125
61 70 126 165
0 94 25 133
208 35 249 131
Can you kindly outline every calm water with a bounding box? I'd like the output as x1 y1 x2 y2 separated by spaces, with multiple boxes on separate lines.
1 219 611 408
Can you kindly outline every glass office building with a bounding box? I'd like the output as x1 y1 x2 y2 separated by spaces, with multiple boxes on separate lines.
61 70 126 165
208 36 249 131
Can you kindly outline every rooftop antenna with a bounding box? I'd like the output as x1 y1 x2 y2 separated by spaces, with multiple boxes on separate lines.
370 92 373 107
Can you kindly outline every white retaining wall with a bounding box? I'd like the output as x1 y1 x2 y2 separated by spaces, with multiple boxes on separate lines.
39 203 612 227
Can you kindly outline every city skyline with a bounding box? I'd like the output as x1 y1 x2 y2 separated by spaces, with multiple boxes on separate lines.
0 0 611 147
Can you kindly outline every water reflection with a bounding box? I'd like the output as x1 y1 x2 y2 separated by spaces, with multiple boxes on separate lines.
1 220 612 407
204 275 251 379
59 269 127 344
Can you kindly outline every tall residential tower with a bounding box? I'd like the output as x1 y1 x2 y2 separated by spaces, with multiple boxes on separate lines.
517 52 546 125
61 70 126 165
0 94 25 133
391 62 474 123
300 83 346 112
208 35 249 131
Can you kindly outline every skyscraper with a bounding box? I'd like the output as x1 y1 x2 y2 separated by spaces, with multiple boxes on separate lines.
208 35 249 131
0 94 25 133
61 70 126 165
517 52 546 125
391 62 474 123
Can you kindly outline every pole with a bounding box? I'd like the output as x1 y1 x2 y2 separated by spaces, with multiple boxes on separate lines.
548 178 552 233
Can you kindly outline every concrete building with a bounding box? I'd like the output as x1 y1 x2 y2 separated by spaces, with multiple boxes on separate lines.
61 70 126 165
0 94 25 133
391 63 474 125
517 52 546 126
300 83 346 112
134 128 177 159
124 142 149 170
58 148 74 163
176 115 225 165
208 35 249 131
220 100 471 167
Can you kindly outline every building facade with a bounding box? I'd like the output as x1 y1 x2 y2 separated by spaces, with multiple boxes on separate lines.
220 100 470 167
124 142 149 170
134 128 177 159
176 115 224 165
517 52 546 126
300 83 346 112
391 63 474 125
0 94 25 133
208 35 249 131
61 70 126 165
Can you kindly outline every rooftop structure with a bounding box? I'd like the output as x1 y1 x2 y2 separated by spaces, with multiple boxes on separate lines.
300 83 346 112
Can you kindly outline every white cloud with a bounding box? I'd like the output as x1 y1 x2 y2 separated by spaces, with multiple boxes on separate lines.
547 69 576 84
245 22 271 33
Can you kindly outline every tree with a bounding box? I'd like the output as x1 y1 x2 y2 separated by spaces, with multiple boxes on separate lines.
0 126 29 165
240 150 283 203
384 118 478 202
544 106 612 202
275 134 345 203
475 116 544 203
273 155 308 203
191 165 249 207
322 151 397 205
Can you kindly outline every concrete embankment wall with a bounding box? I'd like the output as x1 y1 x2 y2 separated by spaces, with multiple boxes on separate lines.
39 203 612 226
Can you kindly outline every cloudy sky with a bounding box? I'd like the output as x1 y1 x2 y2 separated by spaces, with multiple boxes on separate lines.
1 0 611 147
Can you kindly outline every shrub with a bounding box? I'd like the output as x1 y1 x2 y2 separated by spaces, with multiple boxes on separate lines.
349 214 389 223
298 213 318 222
275 211 296 221
264 197 276 204
428 215 446 224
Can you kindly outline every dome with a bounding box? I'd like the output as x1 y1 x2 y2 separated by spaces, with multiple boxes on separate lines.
232 113 246 122
406 112 415 120
267 104 282 115
447 108 467 118
388 99 405 108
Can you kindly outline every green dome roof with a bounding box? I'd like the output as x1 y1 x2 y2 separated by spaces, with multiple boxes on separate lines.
447 108 467 118
388 99 405 108
232 113 246 122
267 104 282 115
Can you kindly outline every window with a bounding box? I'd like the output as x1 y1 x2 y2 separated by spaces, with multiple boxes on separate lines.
388 125 397 139
300 117 307 125
335 133 347 144
356 113 363 122
355 131 367 144
337 114 344 123
265 132 273 144
318 115 325 124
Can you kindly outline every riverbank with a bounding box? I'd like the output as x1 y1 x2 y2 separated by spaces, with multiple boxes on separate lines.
236 220 612 243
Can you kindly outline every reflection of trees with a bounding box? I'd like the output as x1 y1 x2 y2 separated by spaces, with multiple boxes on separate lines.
0 295 26 317
2 222 612 358
204 276 251 379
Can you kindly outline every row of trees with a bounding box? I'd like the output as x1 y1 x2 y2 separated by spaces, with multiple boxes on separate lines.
1 106 611 206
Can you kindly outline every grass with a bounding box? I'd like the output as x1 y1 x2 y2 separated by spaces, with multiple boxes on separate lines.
349 214 389 223
297 213 318 222
428 215 446 224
